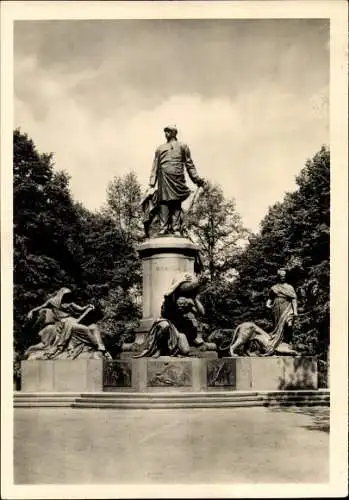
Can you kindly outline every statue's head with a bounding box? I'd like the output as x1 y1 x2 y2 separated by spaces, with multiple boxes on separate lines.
47 287 73 308
164 125 178 141
277 268 287 282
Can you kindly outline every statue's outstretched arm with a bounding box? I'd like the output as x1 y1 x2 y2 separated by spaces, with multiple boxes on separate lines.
183 144 205 186
27 299 50 319
68 302 93 313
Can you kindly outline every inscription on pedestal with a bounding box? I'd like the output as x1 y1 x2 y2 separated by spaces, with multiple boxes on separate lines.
155 265 184 272
103 361 132 388
207 359 237 387
147 361 192 387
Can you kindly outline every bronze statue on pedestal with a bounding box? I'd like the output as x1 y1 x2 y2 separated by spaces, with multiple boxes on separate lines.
142 125 206 237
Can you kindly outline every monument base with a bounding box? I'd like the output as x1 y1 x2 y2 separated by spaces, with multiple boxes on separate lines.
21 360 104 392
21 357 318 393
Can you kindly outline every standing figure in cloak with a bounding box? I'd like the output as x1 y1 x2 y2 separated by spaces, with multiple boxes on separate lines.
147 125 206 236
24 287 111 360
265 268 298 353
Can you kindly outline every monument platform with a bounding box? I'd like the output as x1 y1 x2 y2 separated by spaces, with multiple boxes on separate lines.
20 356 318 393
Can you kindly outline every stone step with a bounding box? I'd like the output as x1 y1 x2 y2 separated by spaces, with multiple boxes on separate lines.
14 398 262 406
15 402 75 408
78 394 260 401
72 401 266 409
14 390 329 398
84 390 324 397
262 396 329 401
74 399 265 406
14 392 329 408
72 400 328 409
14 400 77 405
14 393 328 402
15 399 329 409
13 400 329 408
15 391 257 397
259 390 329 396
263 399 329 406
77 395 328 402
14 389 328 397
75 396 328 404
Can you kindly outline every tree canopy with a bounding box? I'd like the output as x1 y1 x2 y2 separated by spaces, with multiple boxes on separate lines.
186 182 249 281
13 129 141 356
13 129 330 361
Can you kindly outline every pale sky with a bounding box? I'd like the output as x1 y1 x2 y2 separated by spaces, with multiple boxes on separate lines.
14 19 329 232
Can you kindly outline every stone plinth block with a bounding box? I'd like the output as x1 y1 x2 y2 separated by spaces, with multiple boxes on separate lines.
249 357 318 390
235 358 253 390
21 360 103 392
282 357 318 389
250 357 285 391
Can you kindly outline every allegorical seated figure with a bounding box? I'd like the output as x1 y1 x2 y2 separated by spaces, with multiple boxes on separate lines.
142 125 206 237
24 287 112 360
135 273 216 357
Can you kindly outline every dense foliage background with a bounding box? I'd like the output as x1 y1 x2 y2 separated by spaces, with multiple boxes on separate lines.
13 129 330 373
13 129 142 359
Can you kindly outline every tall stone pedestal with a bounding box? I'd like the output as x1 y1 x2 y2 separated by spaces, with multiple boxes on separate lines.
123 236 200 352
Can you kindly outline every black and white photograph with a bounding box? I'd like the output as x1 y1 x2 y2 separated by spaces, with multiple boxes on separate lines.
1 1 348 498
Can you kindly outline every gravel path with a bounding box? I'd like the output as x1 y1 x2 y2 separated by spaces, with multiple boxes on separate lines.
14 406 329 484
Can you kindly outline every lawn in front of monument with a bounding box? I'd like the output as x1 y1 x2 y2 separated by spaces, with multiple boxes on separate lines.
14 406 329 484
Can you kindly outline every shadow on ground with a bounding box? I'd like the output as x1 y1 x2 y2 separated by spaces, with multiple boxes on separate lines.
269 406 330 433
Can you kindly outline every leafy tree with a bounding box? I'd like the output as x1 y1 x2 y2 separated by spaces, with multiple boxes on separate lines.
14 129 83 353
99 286 141 358
75 205 142 347
186 182 249 280
74 206 141 299
104 171 143 244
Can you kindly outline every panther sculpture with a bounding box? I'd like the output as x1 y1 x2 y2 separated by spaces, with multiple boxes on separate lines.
208 321 298 357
